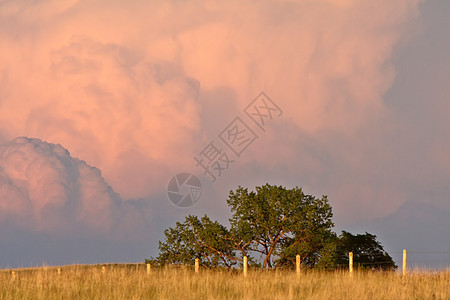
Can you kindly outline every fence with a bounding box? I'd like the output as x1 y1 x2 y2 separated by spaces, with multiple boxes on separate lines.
186 250 449 276
390 250 450 271
3 250 450 277
144 250 449 277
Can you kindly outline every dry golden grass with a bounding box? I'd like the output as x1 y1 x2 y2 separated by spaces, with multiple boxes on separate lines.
1 264 449 299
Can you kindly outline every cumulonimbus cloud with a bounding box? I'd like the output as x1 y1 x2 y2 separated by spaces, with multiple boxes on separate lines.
0 0 424 219
0 137 147 238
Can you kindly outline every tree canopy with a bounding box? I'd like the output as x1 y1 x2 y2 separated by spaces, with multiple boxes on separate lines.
332 231 397 270
227 185 334 269
148 184 395 271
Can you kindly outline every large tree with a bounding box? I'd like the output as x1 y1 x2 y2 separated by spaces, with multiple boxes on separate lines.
227 184 334 269
149 184 335 269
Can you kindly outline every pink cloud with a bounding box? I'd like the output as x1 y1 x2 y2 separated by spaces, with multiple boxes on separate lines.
0 137 147 238
0 0 424 218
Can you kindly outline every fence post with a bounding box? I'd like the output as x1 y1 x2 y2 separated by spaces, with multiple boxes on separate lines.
195 258 199 273
58 268 61 275
147 263 151 275
296 255 300 276
402 249 407 277
243 256 248 277
349 252 353 275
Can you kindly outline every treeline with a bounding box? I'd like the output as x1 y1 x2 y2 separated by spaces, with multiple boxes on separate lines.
148 184 396 270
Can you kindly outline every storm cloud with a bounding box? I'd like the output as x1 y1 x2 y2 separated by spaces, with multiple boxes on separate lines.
0 0 449 267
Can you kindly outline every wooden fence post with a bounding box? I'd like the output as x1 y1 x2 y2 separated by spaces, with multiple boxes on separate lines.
195 258 199 273
147 263 151 275
58 268 61 275
402 249 407 277
243 256 248 277
296 255 300 276
349 252 353 276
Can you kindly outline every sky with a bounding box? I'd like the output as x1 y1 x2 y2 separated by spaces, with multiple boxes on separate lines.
0 0 449 269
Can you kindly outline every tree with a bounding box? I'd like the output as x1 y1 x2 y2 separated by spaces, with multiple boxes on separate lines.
332 231 397 270
149 184 335 270
146 215 239 268
227 184 334 269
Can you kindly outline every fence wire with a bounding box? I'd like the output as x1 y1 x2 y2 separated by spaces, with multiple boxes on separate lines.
389 250 450 270
323 250 450 269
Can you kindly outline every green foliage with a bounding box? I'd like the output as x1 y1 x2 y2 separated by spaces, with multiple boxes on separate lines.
314 239 339 270
149 184 394 271
227 184 334 269
147 215 240 268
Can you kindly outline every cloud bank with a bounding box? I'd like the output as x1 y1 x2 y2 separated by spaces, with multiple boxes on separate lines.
0 0 422 199
0 137 147 239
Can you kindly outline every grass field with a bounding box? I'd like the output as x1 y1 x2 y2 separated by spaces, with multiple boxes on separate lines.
1 264 449 299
